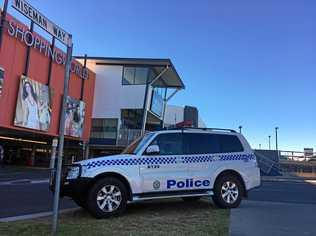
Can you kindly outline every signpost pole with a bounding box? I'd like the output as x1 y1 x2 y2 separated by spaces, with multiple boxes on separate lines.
52 41 73 235
49 138 58 186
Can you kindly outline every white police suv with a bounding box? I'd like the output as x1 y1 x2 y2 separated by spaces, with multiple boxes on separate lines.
55 128 260 218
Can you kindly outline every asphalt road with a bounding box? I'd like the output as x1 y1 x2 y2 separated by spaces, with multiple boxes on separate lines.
231 180 316 236
1 178 316 219
0 182 76 218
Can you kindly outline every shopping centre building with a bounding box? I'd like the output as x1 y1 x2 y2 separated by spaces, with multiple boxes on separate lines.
0 3 202 164
0 12 96 165
75 57 186 157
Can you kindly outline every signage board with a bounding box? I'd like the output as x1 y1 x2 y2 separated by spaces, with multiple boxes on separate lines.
304 148 313 157
12 0 72 46
7 19 88 79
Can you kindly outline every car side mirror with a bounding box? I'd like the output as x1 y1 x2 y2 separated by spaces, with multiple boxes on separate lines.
145 145 160 155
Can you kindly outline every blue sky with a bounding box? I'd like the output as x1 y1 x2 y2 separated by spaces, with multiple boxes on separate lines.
2 0 316 151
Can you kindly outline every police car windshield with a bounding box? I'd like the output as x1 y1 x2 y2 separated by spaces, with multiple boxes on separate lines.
122 132 155 155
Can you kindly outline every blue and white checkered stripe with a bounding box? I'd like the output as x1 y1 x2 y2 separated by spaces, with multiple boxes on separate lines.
85 154 256 169
86 157 177 169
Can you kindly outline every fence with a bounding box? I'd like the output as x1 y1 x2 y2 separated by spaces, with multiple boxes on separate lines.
254 149 316 176
116 129 142 146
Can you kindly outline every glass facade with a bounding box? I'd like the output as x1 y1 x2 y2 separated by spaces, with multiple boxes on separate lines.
122 67 149 85
121 109 143 129
90 118 118 140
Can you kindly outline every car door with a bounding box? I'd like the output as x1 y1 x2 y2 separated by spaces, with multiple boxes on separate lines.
183 132 221 190
139 132 188 193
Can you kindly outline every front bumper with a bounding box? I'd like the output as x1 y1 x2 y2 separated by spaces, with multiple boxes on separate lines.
60 178 91 198
49 165 92 198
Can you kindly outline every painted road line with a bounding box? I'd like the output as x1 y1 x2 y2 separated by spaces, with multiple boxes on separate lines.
0 179 49 186
262 178 316 183
0 207 80 222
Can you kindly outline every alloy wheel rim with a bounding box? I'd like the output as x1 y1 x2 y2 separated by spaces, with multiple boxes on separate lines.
96 185 122 212
221 181 239 204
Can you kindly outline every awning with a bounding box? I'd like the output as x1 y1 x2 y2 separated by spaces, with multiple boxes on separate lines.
75 56 185 89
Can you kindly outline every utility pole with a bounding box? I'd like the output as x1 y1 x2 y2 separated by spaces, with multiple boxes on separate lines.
275 127 279 151
268 135 271 150
238 125 242 134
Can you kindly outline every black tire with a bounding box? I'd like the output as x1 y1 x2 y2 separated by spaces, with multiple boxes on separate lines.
212 175 243 208
182 196 201 202
86 178 128 218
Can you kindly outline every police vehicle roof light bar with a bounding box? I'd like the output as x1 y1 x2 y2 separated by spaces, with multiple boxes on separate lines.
166 127 237 133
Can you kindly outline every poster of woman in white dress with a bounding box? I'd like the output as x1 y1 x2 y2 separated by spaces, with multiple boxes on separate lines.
14 76 52 131
64 96 85 138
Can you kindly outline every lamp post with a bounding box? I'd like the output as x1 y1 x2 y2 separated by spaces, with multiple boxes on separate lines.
268 135 271 150
275 127 279 151
238 125 242 134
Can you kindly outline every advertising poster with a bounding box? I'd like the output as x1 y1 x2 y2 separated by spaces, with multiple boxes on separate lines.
14 75 52 131
64 96 86 138
0 67 4 97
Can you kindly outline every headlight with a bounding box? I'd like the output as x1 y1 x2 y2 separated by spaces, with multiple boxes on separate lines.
66 166 80 180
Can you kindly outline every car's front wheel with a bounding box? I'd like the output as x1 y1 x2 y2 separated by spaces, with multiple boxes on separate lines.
212 175 243 208
86 178 127 218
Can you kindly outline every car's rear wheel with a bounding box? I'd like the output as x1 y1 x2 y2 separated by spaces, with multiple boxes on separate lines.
182 196 201 202
86 178 127 218
212 175 243 208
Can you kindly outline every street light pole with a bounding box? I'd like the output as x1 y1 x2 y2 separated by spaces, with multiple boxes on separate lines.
238 125 242 134
268 135 271 150
275 127 279 151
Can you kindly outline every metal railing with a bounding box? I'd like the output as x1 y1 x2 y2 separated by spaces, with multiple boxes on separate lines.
117 128 142 146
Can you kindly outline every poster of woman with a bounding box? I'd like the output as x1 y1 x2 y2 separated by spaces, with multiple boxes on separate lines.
64 96 85 138
14 76 52 131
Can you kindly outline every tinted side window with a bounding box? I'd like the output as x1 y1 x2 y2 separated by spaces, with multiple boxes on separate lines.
218 135 243 153
184 133 220 154
150 133 183 155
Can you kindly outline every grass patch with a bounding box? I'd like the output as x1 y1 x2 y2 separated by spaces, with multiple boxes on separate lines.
0 198 229 236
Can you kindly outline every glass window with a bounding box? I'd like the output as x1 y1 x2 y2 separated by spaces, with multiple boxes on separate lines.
91 118 118 139
150 133 183 155
134 67 148 84
218 135 244 153
122 67 149 85
122 67 135 85
184 133 220 154
121 109 143 129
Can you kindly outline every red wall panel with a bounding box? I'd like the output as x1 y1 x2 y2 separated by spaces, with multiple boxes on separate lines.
0 13 95 142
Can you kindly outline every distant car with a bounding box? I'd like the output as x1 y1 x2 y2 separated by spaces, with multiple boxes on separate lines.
51 128 261 218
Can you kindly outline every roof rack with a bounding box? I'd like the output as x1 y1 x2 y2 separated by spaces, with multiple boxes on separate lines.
164 127 237 133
